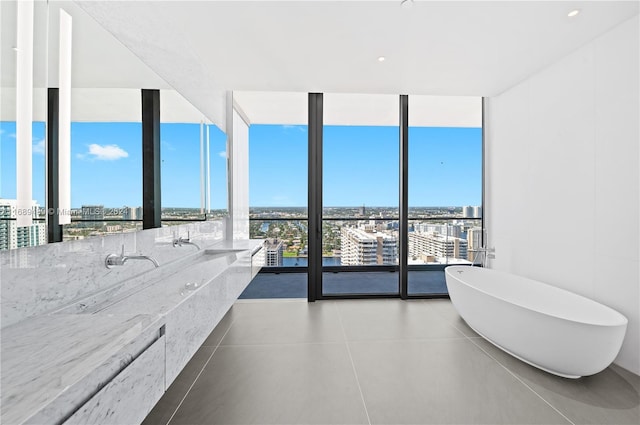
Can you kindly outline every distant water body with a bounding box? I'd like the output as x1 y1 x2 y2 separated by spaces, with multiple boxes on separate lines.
282 257 340 267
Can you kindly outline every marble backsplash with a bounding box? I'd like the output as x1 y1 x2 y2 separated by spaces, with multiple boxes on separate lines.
0 220 226 328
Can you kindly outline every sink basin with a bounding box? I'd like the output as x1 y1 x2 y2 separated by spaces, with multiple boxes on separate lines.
53 250 239 316
203 248 247 255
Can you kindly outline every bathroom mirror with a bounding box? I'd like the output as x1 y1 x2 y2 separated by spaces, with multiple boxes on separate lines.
0 0 228 250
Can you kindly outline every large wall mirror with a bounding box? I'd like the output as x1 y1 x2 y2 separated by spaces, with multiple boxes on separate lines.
0 0 228 250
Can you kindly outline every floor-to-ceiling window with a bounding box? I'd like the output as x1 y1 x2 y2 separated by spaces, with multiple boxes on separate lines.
239 92 482 300
322 93 400 296
0 121 46 249
249 124 308 266
160 117 227 225
407 96 482 295
66 118 143 239
243 91 309 298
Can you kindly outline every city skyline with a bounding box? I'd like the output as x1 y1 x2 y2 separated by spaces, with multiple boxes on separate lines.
1 122 481 209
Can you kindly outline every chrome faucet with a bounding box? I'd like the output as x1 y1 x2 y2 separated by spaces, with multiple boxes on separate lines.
472 246 495 267
105 245 160 269
173 232 200 250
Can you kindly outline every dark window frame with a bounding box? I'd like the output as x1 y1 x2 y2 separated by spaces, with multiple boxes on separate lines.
305 94 485 301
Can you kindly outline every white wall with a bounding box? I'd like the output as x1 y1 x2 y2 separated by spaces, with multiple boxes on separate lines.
486 15 639 375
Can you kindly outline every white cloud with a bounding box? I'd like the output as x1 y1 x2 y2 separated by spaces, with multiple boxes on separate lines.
281 125 305 132
161 140 175 151
218 150 227 159
0 129 4 135
33 139 45 155
83 144 129 161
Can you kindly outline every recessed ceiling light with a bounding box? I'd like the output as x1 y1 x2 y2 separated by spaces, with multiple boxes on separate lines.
12 46 19 52
568 9 580 17
400 0 414 8
377 56 386 62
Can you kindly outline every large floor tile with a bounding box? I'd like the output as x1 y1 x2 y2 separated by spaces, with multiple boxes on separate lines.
427 298 481 337
349 339 572 424
145 299 640 425
168 343 369 425
221 300 345 345
142 345 217 425
472 338 640 425
336 299 466 341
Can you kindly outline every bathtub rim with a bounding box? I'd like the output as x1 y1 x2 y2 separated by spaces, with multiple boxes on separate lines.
445 265 628 328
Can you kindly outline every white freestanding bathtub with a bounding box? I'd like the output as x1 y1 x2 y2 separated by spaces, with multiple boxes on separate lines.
444 266 628 378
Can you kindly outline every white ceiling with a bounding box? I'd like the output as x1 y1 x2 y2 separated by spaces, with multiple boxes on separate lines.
233 91 482 126
1 0 210 123
71 0 639 128
2 1 638 128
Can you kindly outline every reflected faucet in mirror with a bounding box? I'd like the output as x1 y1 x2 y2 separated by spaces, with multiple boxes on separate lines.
172 231 200 250
105 245 160 268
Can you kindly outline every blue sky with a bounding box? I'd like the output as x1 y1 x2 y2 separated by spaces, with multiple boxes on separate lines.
1 122 480 209
0 121 227 209
0 122 46 206
250 124 481 207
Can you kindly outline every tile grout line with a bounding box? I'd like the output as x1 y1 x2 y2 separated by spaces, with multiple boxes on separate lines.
428 301 576 425
218 335 472 349
165 317 237 425
465 337 577 425
424 300 474 340
218 340 347 348
332 301 373 425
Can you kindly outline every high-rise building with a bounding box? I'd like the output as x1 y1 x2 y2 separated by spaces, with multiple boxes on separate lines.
81 205 105 228
264 238 284 267
473 206 482 218
0 201 12 250
467 227 483 262
122 206 142 220
467 227 483 250
408 231 468 262
0 199 47 250
448 224 463 238
463 205 481 219
82 205 105 221
123 207 134 220
413 223 462 238
340 227 397 266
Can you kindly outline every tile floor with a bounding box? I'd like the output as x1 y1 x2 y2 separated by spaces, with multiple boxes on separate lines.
143 299 640 425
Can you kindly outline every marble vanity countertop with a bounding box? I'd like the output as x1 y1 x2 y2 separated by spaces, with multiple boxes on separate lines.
0 239 263 425
208 239 265 255
1 312 163 425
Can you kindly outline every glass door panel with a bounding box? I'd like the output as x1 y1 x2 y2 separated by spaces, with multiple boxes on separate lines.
407 96 482 296
321 93 399 296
